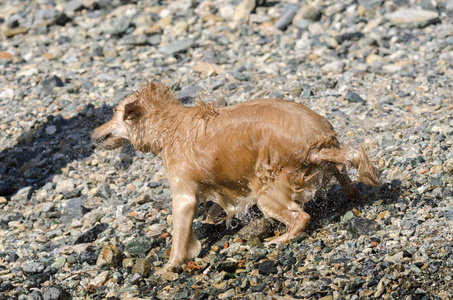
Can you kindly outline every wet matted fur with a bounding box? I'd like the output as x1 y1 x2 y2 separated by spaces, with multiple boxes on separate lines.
92 82 382 274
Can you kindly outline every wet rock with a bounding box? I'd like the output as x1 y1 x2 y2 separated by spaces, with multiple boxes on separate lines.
237 218 274 241
125 237 154 255
385 9 440 28
41 285 72 300
347 218 381 238
216 260 237 273
74 223 108 244
259 260 278 276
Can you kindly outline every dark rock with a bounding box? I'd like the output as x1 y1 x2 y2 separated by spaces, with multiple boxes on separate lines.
41 76 64 94
78 252 98 265
178 85 201 104
125 236 154 255
24 271 53 288
345 91 366 104
347 218 381 238
216 261 237 273
7 251 19 263
0 179 17 196
258 260 278 276
74 223 108 244
41 285 72 300
335 32 364 44
0 281 14 292
27 290 44 300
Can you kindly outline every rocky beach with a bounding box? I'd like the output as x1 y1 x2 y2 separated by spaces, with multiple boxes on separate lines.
0 0 453 299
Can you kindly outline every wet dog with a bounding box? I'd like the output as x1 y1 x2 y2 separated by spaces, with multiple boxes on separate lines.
91 82 381 273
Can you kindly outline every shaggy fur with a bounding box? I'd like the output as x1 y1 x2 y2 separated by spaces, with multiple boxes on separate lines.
91 82 382 274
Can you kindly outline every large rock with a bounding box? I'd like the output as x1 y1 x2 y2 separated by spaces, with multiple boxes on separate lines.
385 9 439 28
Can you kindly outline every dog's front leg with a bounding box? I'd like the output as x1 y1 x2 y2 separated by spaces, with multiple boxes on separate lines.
156 177 201 274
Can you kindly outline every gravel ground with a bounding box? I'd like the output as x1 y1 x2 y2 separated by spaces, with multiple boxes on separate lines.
1 0 453 299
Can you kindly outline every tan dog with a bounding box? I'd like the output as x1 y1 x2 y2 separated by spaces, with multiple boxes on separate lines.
91 82 381 274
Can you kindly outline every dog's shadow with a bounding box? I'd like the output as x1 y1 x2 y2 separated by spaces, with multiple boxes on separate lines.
0 104 115 198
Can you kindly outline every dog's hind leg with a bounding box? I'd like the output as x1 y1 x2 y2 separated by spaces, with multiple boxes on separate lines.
257 179 311 245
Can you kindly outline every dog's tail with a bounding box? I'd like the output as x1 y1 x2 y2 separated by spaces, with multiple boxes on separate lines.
308 145 382 187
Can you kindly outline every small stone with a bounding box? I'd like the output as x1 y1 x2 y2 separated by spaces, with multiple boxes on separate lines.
159 38 195 56
11 186 32 202
293 4 320 23
232 0 256 21
216 260 237 273
74 223 108 244
347 218 380 238
51 257 66 269
358 0 384 10
45 125 57 135
341 211 355 223
132 258 151 276
275 4 298 31
321 60 344 74
194 61 224 76
60 198 88 224
23 262 45 275
55 180 75 194
0 51 14 60
345 91 366 104
0 197 7 204
97 243 124 267
237 218 274 241
79 252 98 265
125 237 154 255
163 271 179 281
178 85 202 104
366 54 386 66
94 182 110 199
258 260 277 276
41 285 71 300
88 271 109 289
385 9 439 28
41 75 64 94
63 0 84 13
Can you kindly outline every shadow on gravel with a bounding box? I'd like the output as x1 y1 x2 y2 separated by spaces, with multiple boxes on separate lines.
193 180 401 251
0 104 114 197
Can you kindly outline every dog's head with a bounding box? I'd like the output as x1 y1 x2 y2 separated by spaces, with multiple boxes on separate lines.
91 96 141 149
91 82 181 151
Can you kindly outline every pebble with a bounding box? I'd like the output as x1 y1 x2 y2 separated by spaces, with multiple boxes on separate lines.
385 9 440 28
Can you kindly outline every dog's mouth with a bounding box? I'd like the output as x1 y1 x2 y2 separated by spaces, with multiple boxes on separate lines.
92 132 130 150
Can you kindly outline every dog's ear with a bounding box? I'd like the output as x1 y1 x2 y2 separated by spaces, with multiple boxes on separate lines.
123 101 142 121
